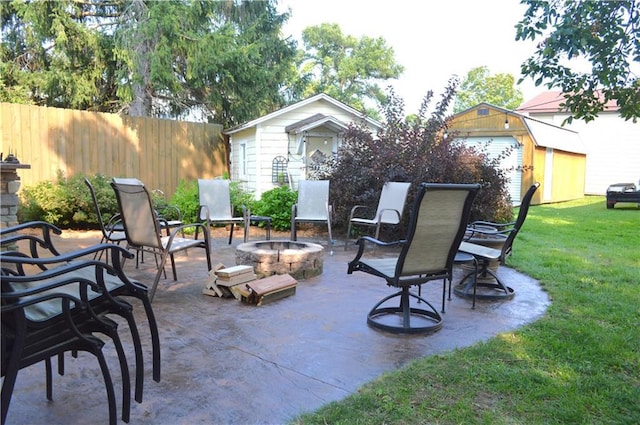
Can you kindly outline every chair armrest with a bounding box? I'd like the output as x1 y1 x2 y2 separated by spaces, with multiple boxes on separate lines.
348 236 405 269
164 222 210 245
0 221 62 237
0 221 63 258
104 213 123 231
355 236 404 248
376 208 401 224
348 205 371 220
1 261 108 295
197 205 210 223
469 220 515 230
1 244 134 271
2 247 145 308
1 285 87 313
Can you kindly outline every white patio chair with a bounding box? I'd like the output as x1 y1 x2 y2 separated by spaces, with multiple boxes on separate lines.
345 181 411 248
291 180 333 253
196 179 249 244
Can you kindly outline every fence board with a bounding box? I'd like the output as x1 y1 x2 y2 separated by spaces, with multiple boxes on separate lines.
0 103 227 198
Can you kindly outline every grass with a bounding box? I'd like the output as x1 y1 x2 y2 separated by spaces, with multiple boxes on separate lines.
292 196 640 424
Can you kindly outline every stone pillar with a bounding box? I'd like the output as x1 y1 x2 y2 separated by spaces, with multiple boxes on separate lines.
0 155 31 229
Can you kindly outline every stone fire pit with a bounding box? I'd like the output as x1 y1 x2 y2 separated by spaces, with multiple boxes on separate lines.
235 240 324 280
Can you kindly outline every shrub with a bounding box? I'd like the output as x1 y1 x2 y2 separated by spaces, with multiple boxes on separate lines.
251 186 298 231
308 80 513 240
169 179 256 224
18 172 117 228
229 181 256 216
169 179 200 223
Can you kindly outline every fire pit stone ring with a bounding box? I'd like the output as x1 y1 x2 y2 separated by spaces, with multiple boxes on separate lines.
235 240 324 280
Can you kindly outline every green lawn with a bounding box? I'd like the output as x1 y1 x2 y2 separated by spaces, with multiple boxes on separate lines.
293 196 640 424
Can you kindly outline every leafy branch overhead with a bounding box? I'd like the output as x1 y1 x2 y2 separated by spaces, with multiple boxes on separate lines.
516 0 640 122
0 0 297 127
296 23 404 115
454 66 524 113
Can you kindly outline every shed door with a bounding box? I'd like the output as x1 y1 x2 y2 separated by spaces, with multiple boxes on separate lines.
461 137 523 205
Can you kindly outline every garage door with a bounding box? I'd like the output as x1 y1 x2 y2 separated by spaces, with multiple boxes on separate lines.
459 136 523 205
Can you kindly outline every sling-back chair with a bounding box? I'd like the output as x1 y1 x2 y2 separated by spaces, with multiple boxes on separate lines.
347 183 480 334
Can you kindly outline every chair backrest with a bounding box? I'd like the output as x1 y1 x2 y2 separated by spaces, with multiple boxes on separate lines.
296 180 330 220
501 182 540 260
198 179 233 221
84 178 110 237
398 183 480 277
375 182 411 224
111 178 163 249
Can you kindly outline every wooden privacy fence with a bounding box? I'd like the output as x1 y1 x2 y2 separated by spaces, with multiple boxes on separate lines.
0 103 228 197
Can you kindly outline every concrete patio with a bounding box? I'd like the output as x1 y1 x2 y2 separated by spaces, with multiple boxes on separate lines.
3 228 550 424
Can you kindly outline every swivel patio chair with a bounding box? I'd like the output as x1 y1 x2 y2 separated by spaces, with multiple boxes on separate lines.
345 181 411 248
196 179 249 244
111 178 212 301
291 180 333 253
455 182 540 302
347 183 480 334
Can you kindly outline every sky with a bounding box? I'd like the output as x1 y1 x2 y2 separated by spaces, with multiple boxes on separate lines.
278 0 543 113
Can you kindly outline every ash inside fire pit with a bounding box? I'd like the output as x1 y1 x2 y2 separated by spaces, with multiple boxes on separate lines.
235 241 324 280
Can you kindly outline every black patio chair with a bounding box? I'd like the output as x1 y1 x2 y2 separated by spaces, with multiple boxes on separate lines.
347 183 480 334
455 182 540 301
1 222 161 405
111 178 212 301
84 178 127 253
1 258 131 425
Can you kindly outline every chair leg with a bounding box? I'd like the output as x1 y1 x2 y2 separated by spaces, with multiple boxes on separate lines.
94 317 131 423
92 345 118 425
454 258 514 303
170 253 177 281
109 299 145 403
344 221 354 250
441 278 447 314
45 357 53 401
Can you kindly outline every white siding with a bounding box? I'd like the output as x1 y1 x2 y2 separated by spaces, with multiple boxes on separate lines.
229 97 381 198
525 112 639 195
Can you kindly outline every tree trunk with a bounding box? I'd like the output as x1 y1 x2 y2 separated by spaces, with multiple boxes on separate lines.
124 0 153 117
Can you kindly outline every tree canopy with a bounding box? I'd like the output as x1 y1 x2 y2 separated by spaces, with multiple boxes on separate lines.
0 0 297 127
296 23 404 114
516 0 640 122
454 66 524 113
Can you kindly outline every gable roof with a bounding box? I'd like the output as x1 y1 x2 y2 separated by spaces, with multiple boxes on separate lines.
517 91 619 114
452 103 587 154
522 116 586 154
284 113 349 134
224 93 383 135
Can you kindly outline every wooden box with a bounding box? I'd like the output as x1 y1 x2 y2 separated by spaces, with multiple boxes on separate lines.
237 274 298 306
203 264 256 299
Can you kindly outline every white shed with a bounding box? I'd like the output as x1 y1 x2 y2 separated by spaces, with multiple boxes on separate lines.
517 91 640 195
224 93 383 198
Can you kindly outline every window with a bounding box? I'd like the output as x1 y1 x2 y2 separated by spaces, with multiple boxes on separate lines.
272 156 288 184
240 143 247 177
